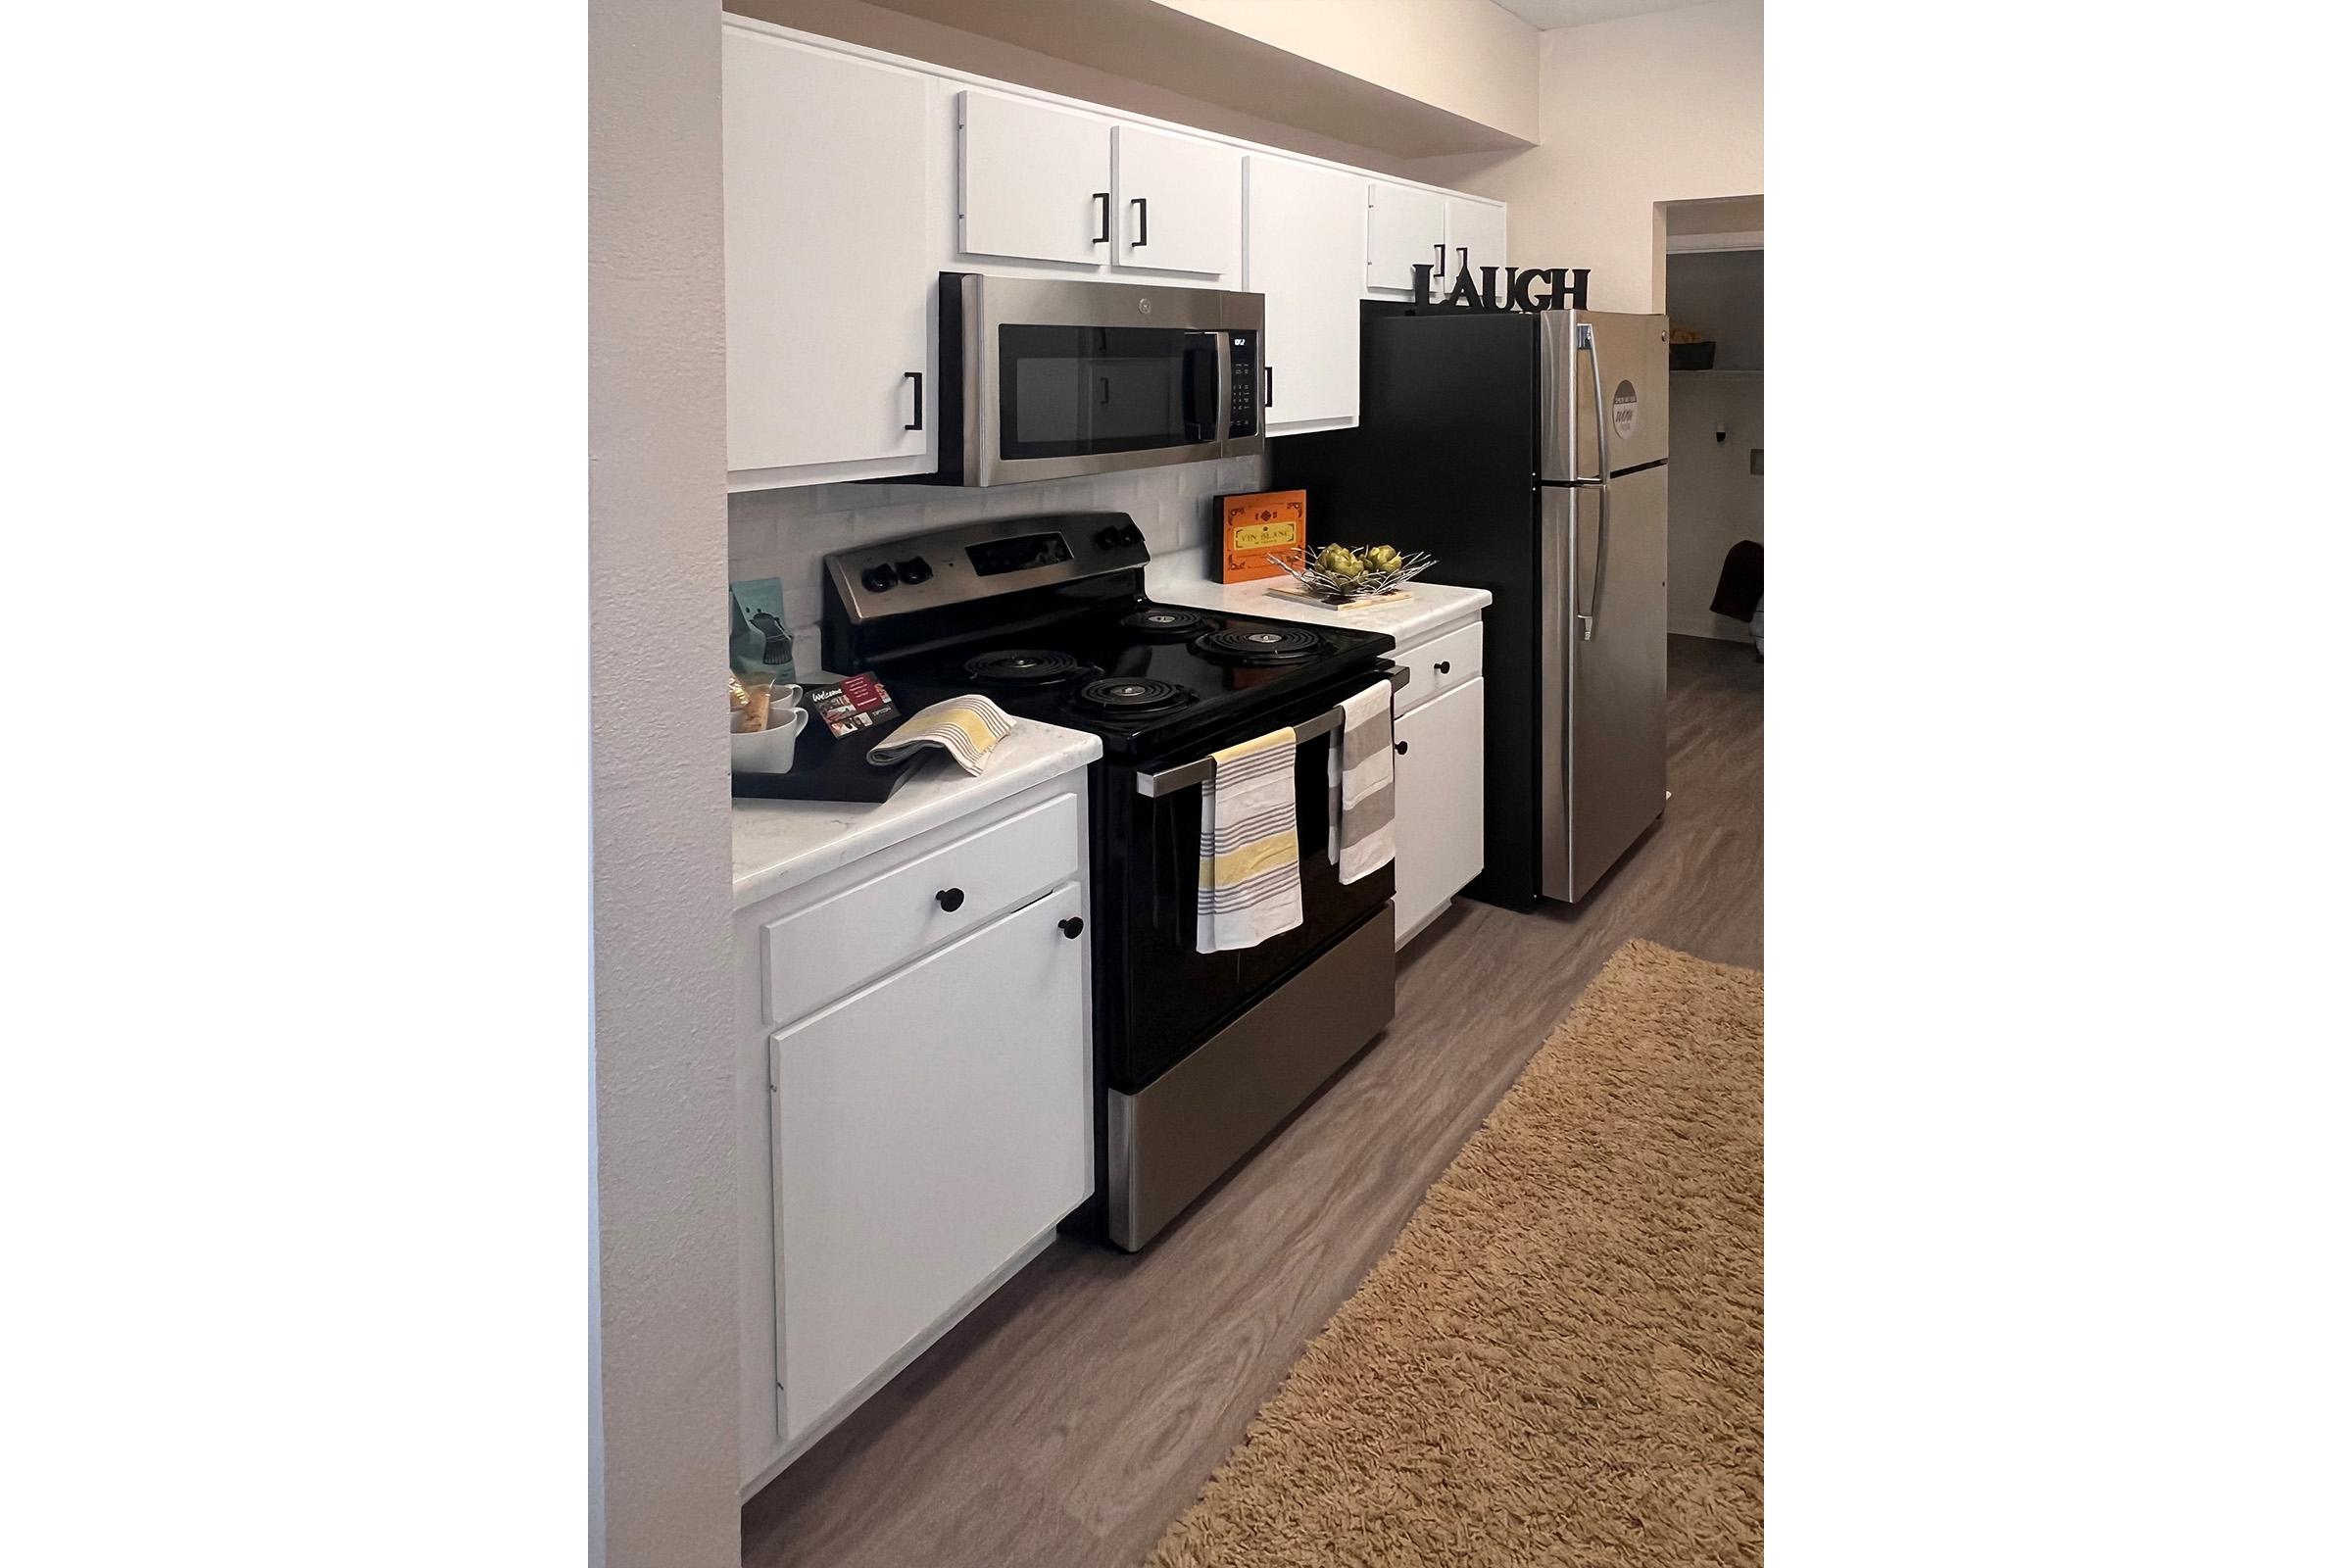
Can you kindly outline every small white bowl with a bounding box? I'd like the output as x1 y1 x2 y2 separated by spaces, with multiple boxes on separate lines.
731 703 809 774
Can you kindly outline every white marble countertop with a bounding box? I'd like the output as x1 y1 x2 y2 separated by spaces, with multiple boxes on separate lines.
1151 572 1493 647
732 719 1102 910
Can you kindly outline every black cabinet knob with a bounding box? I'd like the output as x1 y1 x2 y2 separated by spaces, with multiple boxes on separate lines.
1394 740 1409 755
936 888 964 911
1434 660 1451 674
1058 916 1085 939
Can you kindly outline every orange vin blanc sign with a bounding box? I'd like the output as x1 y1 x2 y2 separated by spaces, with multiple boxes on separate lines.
1217 489 1307 584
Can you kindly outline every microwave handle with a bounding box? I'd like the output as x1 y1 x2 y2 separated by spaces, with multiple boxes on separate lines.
1181 332 1217 442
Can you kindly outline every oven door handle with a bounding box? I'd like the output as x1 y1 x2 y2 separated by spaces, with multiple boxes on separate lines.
1132 667 1407 799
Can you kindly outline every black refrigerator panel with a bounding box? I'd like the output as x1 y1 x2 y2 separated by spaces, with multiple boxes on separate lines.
1273 308 1546 906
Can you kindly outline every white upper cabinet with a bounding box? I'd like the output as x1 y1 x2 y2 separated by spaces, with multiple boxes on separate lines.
1365 179 1448 294
957 90 1112 267
1112 124 1241 278
724 30 933 480
719 18 1503 487
1446 197 1508 280
1243 155 1364 432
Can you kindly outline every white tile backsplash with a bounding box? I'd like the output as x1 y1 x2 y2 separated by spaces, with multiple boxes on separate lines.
729 455 1267 673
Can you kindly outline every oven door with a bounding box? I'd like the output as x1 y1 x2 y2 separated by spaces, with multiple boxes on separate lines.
954 274 1256 486
1099 677 1396 1094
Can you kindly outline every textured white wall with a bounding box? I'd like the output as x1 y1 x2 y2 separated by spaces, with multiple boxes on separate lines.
589 1 739 1564
729 456 1267 670
1405 0 1763 313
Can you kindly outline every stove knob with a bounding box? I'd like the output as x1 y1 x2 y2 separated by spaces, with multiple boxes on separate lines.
1095 524 1128 551
896 556 933 584
1121 522 1146 547
859 562 898 593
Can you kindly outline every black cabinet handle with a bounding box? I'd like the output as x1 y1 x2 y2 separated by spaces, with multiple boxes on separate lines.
1265 365 1274 409
1433 241 1446 274
1394 740 1409 756
1058 916 1085 939
1434 660 1451 674
904 370 922 431
1456 245 1469 273
1131 196 1148 248
1093 192 1109 244
935 887 964 911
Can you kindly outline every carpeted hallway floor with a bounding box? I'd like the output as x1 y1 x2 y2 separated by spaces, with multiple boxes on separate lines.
1147 941 1762 1567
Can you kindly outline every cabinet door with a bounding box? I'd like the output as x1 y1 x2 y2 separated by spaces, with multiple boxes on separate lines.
769 884 1090 1441
724 29 932 475
958 90 1112 267
1446 196 1508 278
1243 156 1363 431
1113 124 1241 277
1365 179 1447 294
1392 675 1486 945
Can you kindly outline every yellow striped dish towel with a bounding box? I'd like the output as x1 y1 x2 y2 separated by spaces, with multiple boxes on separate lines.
1196 726 1303 954
866 695 1016 775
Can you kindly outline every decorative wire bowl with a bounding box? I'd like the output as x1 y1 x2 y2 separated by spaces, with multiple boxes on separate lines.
1268 547 1438 603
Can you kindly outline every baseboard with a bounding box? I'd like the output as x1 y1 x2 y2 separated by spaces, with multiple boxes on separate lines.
1669 611 1752 642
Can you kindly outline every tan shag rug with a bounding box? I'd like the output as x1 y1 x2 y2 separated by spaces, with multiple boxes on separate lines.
1145 940 1763 1567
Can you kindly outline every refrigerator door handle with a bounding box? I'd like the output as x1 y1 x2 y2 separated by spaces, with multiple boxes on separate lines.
1574 322 1611 642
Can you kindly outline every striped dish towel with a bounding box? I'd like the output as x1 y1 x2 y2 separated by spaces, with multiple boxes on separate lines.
866 695 1016 775
1329 682 1396 884
1196 727 1303 954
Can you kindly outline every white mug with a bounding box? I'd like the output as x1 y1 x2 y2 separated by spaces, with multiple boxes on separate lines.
731 702 809 773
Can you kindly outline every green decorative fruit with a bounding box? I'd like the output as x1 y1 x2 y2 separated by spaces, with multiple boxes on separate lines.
1315 544 1363 578
1365 545 1404 573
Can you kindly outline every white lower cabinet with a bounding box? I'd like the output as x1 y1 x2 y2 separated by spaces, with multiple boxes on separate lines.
1393 676 1487 944
768 880 1091 1446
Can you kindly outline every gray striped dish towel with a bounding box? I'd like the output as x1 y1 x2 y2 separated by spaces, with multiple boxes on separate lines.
1196 726 1303 953
1329 682 1396 884
866 695 1016 775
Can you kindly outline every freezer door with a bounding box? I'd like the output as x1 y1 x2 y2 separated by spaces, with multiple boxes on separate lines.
1539 465 1668 902
1540 310 1670 481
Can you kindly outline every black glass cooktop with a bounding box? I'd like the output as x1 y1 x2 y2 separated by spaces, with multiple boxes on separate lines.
868 597 1394 760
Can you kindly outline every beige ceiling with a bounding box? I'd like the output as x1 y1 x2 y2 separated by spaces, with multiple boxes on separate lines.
741 0 1538 158
1489 0 1715 28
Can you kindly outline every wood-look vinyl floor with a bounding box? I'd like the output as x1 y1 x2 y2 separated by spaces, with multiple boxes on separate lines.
742 635 1763 1568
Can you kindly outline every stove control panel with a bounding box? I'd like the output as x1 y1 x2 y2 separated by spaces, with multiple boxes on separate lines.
966 531 1072 577
822 512 1154 639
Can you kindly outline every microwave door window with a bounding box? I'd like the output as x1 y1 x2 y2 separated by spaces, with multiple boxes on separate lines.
1000 325 1210 459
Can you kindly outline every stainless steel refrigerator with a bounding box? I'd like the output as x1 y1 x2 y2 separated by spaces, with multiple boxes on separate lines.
1272 305 1670 906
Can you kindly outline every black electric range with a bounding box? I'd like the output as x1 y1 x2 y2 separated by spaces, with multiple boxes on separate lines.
821 513 1402 1250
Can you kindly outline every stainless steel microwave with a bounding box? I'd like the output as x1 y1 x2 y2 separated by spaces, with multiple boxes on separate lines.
925 272 1263 487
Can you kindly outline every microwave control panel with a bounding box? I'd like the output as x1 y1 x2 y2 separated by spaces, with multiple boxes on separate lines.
1226 332 1258 440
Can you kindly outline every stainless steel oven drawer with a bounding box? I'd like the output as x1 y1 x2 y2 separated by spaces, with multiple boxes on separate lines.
1104 902 1396 1250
